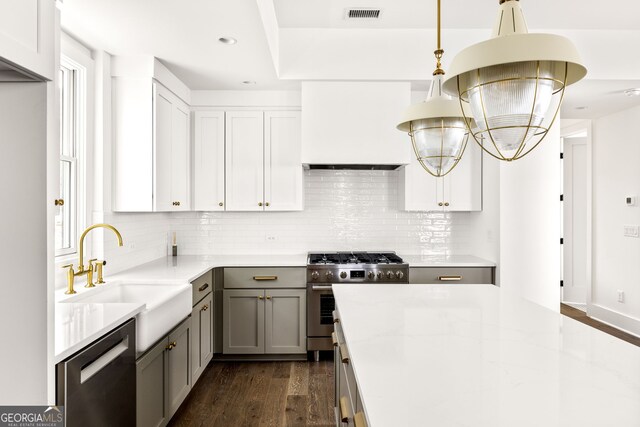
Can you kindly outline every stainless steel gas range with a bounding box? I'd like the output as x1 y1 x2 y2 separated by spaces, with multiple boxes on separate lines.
306 251 409 358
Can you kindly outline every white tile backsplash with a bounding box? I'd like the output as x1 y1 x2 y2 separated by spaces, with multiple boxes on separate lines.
103 170 472 273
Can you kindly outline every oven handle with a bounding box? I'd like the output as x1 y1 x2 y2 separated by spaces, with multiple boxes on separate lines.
311 285 333 291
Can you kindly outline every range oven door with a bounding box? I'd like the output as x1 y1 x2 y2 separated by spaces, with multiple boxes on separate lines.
307 284 335 348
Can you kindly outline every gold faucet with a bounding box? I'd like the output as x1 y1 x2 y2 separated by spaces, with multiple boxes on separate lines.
62 223 124 294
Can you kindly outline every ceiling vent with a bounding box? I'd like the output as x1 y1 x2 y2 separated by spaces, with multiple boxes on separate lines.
345 8 381 19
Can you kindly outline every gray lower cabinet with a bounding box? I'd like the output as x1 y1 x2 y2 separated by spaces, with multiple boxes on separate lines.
191 292 213 383
409 267 495 285
265 289 306 354
136 317 191 427
223 289 306 355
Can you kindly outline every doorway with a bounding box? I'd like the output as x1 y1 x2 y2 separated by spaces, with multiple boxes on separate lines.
560 122 592 311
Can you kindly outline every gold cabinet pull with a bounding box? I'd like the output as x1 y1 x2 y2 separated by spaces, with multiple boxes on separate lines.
198 283 210 292
219 202 224 207
265 202 270 207
166 341 176 350
438 275 462 281
339 344 350 364
202 304 209 311
252 276 278 281
354 412 368 427
258 202 263 207
54 199 64 206
444 202 450 207
438 202 444 206
339 396 351 423
172 201 181 206
257 295 264 300
331 332 338 347
266 295 272 300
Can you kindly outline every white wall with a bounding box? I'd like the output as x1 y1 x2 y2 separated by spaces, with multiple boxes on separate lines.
590 105 640 336
500 123 562 311
0 82 49 404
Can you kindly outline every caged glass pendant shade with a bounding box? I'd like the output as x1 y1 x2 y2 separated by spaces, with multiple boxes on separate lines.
398 75 474 177
442 0 587 161
397 0 475 177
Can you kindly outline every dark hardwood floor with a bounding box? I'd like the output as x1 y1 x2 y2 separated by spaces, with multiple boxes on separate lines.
169 357 334 427
561 303 640 347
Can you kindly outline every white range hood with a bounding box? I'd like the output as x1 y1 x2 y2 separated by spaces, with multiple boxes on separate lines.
301 81 412 169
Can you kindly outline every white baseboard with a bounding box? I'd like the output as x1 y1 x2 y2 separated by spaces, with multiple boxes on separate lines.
588 303 640 338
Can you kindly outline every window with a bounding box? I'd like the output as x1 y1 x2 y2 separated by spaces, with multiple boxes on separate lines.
56 57 86 256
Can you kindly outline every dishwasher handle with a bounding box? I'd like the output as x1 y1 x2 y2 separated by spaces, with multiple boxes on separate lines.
80 336 130 384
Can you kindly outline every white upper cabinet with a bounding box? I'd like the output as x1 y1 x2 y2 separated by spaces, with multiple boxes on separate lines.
264 111 303 211
225 111 265 211
112 57 191 212
154 83 190 211
193 111 225 211
301 81 411 167
399 139 483 212
195 109 303 212
0 0 55 81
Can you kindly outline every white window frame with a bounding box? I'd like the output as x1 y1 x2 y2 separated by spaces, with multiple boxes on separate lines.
56 39 92 260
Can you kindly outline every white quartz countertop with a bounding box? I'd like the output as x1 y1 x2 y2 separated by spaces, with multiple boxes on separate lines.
400 254 496 267
110 254 308 284
55 302 144 363
333 284 640 427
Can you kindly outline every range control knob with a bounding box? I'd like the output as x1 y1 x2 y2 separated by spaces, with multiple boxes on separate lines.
340 271 347 279
386 271 394 280
311 271 319 280
396 271 405 280
367 271 375 280
325 271 334 280
377 271 383 279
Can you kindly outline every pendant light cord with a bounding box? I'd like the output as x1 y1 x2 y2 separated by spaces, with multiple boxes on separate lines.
433 0 445 76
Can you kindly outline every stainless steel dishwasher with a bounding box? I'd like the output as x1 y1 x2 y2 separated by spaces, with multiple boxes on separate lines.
56 319 136 427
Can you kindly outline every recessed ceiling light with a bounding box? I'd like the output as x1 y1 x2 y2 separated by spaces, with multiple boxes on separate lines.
624 88 640 97
242 81 256 85
575 106 588 110
218 37 237 45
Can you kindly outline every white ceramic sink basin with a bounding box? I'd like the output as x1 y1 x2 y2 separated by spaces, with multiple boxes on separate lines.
62 282 192 353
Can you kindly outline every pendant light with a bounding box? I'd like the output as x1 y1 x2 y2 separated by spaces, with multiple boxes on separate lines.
396 0 475 177
442 0 587 162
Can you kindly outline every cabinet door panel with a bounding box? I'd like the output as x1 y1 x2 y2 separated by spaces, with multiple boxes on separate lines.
225 111 264 211
264 111 303 211
223 289 265 354
0 0 55 81
153 83 174 212
171 99 190 210
265 289 306 354
167 318 191 416
136 338 168 427
191 293 213 384
398 160 441 211
447 139 482 211
194 111 225 211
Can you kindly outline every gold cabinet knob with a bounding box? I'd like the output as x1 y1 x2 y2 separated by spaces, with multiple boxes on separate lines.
258 295 264 300
444 202 450 207
265 202 270 207
202 304 209 311
219 202 223 207
266 295 272 300
54 199 64 206
258 202 263 207
438 202 444 206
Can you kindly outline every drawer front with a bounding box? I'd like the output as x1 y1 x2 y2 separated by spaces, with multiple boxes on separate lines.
224 267 306 289
409 267 494 284
192 270 213 304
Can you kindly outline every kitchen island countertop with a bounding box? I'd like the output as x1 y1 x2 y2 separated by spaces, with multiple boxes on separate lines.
333 284 640 427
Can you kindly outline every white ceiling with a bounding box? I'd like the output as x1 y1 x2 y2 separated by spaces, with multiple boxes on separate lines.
273 0 640 30
61 0 297 90
60 0 640 118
